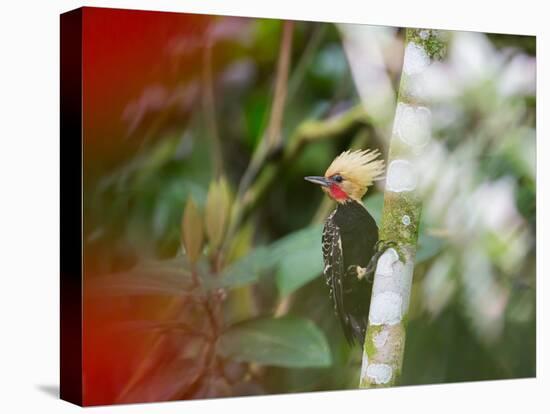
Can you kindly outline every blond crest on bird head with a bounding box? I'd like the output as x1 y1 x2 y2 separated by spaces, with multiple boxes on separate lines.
323 149 385 202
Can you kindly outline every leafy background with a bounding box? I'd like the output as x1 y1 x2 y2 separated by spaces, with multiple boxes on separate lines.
81 7 536 405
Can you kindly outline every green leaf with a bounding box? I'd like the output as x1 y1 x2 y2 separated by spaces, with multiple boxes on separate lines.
218 246 273 288
205 177 231 250
182 197 204 264
276 250 322 296
273 225 324 296
218 316 332 368
87 256 193 297
219 225 324 293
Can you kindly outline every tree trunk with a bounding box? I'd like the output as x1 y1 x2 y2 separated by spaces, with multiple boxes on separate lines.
359 28 447 388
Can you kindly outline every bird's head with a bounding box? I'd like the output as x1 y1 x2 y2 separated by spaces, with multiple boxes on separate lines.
305 149 385 203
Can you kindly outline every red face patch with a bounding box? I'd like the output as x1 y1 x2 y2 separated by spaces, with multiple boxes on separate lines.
329 183 349 201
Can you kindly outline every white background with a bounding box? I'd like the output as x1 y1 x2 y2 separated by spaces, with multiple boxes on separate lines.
0 0 547 412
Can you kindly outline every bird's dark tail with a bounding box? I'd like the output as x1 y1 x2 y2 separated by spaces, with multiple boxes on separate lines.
346 315 367 346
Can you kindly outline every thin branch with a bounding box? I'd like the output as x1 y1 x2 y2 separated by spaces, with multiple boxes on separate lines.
287 23 326 101
285 104 371 157
266 20 294 150
202 36 223 178
236 21 294 200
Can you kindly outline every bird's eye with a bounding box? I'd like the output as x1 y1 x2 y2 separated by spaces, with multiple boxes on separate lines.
333 174 343 183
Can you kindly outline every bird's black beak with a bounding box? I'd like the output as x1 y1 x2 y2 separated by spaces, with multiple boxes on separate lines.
304 176 331 187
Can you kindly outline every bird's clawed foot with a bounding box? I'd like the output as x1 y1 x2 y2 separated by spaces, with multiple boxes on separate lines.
356 266 368 280
347 241 405 283
365 240 406 277
375 239 406 262
346 264 375 283
346 265 369 282
374 239 398 253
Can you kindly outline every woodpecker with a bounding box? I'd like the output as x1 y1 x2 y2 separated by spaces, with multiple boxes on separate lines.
305 149 385 346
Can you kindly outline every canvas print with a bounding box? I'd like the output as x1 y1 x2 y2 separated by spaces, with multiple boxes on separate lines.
60 6 536 406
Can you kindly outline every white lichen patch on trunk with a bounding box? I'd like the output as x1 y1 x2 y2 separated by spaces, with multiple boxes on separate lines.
369 248 415 325
370 291 403 325
375 248 400 276
403 42 430 76
393 102 432 148
366 364 393 385
360 28 446 389
386 159 417 192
